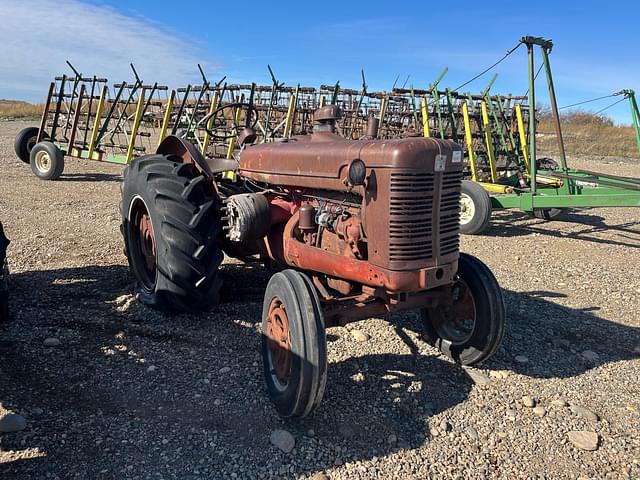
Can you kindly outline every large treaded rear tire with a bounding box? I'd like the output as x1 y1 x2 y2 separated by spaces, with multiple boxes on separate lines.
120 155 223 313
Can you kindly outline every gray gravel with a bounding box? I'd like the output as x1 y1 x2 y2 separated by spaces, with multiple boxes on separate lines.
1 120 639 479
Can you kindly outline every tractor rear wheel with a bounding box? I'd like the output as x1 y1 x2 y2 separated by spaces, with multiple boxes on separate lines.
261 270 327 418
120 155 223 313
15 127 42 164
421 253 505 366
459 180 492 235
30 142 64 180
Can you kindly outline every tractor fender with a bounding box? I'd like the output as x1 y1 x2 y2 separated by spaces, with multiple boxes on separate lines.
156 136 238 180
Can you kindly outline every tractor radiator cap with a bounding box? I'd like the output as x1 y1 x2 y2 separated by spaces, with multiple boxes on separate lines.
314 105 342 123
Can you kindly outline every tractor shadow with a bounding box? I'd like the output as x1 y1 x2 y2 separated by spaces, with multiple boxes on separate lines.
485 209 640 248
0 262 638 478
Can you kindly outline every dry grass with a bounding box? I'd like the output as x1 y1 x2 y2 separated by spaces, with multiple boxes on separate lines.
538 110 639 159
0 100 43 119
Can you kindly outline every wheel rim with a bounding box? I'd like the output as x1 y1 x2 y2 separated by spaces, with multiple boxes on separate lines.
26 137 37 154
434 280 476 345
266 297 292 391
128 197 157 291
34 150 52 173
459 193 475 225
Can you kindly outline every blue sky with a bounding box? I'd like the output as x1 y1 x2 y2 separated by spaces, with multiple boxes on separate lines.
2 0 638 124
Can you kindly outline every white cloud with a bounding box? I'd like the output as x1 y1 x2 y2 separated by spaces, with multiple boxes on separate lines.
0 0 219 101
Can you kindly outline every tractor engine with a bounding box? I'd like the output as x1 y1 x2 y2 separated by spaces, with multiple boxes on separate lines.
222 107 465 324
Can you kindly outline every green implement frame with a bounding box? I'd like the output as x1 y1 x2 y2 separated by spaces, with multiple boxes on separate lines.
485 37 640 216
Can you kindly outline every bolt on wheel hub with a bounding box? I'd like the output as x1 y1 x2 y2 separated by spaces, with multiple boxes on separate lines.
266 298 292 387
34 150 51 173
436 279 476 345
459 193 475 225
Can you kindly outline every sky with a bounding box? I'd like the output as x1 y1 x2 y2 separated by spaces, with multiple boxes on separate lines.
1 0 638 124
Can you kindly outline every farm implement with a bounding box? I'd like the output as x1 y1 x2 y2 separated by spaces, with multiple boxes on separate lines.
14 37 640 234
14 62 169 180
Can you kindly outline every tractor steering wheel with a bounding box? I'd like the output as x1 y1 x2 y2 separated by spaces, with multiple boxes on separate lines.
202 102 259 141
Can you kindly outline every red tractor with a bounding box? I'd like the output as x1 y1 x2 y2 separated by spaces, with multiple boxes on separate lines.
120 106 505 417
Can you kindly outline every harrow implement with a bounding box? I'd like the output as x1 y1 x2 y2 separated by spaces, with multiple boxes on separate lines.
14 36 640 235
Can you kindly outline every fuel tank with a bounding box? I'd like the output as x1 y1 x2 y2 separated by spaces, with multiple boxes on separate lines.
238 132 463 192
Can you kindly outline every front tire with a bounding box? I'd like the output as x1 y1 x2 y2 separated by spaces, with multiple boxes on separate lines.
421 253 505 366
30 142 64 180
459 180 492 235
261 270 327 418
120 155 223 312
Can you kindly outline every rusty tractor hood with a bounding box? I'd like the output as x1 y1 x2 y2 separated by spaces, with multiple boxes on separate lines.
238 132 462 192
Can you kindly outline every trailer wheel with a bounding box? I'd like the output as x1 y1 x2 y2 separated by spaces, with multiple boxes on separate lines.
30 142 64 180
532 208 568 220
261 270 327 418
120 155 223 313
421 253 505 366
459 180 492 235
15 127 43 164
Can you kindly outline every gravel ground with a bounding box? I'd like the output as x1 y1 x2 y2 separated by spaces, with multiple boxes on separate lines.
0 120 639 479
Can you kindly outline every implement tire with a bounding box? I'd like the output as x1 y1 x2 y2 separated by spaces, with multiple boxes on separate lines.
459 180 492 235
30 141 64 180
15 127 42 164
120 154 223 313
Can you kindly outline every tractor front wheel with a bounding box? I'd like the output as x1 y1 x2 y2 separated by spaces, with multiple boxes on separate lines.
261 270 327 418
120 155 223 313
421 253 505 366
459 180 492 235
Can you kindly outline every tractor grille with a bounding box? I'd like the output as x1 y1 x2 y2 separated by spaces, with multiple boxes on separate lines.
388 172 435 262
439 171 462 256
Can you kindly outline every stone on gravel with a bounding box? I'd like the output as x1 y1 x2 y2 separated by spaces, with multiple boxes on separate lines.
533 406 546 417
570 405 599 421
270 429 295 453
551 398 568 407
439 420 452 432
464 368 492 387
387 433 397 445
218 366 231 374
338 423 355 438
489 370 509 379
0 413 27 433
581 350 600 362
506 409 517 421
522 396 537 408
31 407 44 416
464 426 479 440
350 330 370 342
43 337 61 347
514 355 529 363
567 431 599 451
147 365 157 372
